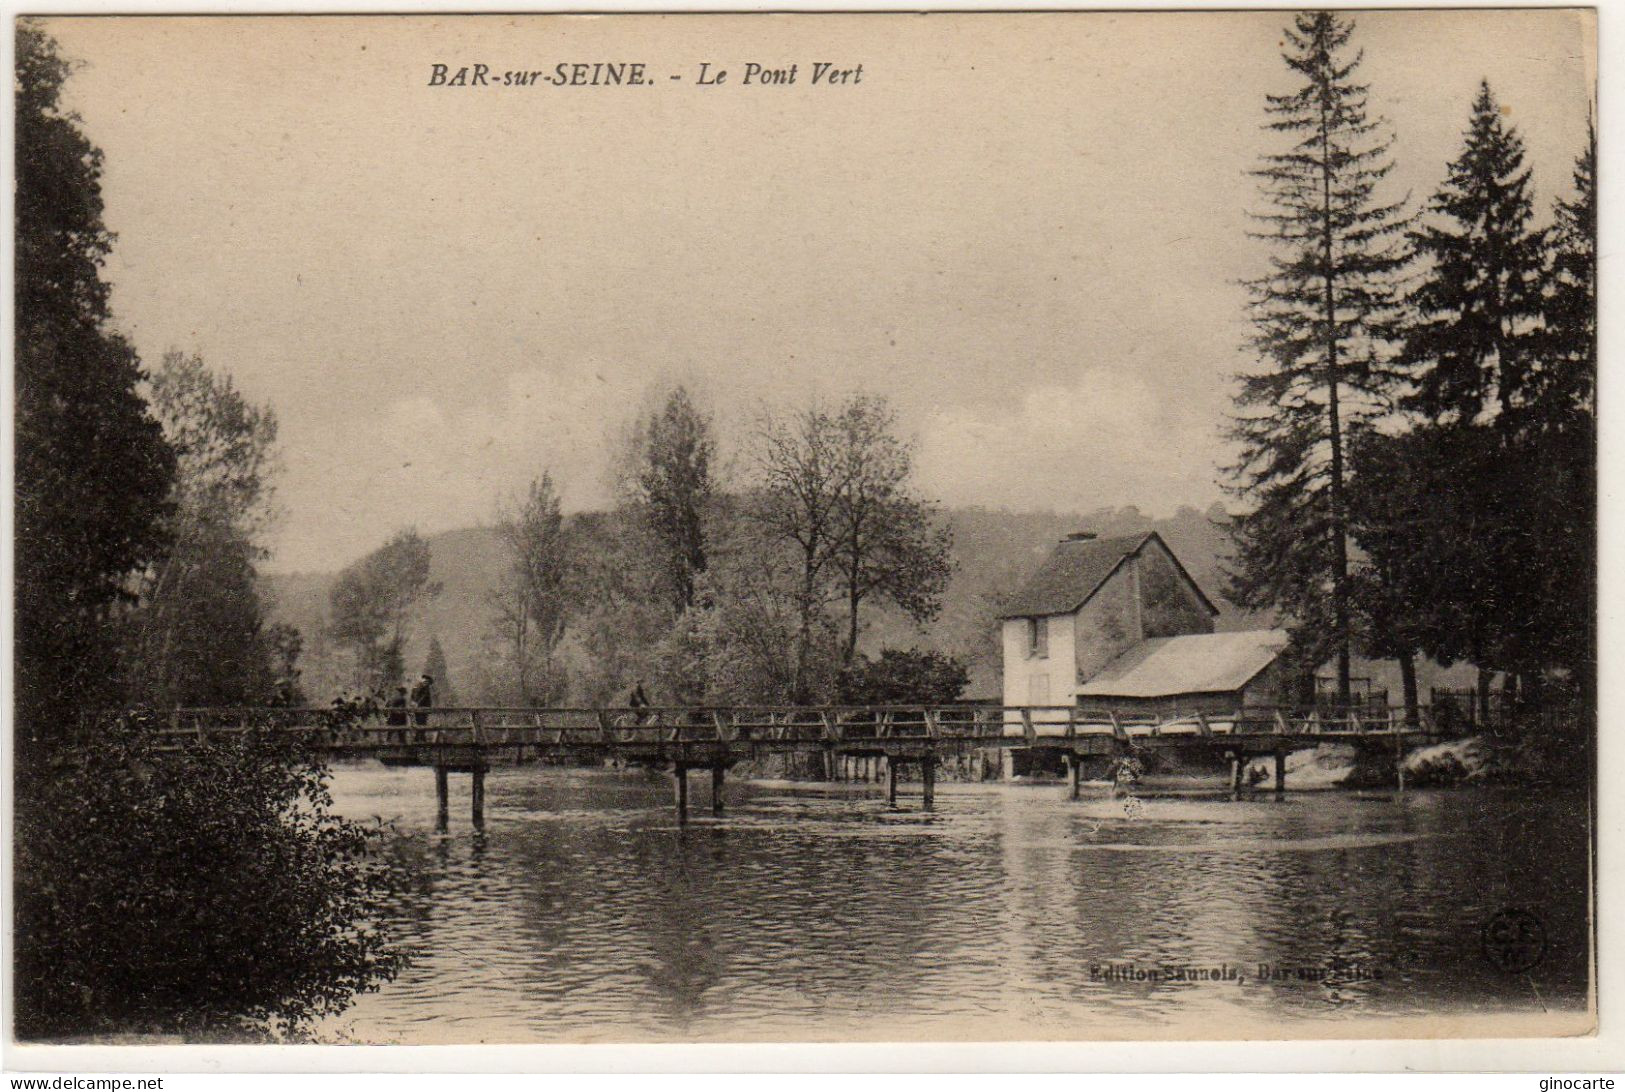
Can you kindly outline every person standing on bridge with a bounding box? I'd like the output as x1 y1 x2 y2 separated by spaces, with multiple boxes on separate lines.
386 685 409 737
629 681 650 726
411 674 434 727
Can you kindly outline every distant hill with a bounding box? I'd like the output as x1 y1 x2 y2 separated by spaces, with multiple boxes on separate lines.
263 502 1472 705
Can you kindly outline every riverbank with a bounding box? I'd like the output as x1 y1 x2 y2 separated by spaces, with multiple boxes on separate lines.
1238 733 1591 790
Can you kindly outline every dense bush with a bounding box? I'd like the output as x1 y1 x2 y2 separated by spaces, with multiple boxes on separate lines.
837 648 969 706
13 717 404 1040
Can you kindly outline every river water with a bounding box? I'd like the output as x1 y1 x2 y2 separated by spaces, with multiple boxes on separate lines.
320 764 1592 1043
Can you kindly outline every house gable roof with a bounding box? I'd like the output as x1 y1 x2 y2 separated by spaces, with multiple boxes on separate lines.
998 531 1219 619
1075 629 1290 699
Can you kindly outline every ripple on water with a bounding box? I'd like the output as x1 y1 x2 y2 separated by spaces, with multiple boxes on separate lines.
321 766 1591 1043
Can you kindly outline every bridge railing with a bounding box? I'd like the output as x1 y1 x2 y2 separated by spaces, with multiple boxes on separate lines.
77 702 1442 752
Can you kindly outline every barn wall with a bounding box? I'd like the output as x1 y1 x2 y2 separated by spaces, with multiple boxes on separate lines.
1138 537 1217 639
1074 564 1140 683
1240 659 1292 707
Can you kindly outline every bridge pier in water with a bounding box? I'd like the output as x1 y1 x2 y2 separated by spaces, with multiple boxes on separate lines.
673 762 728 824
433 759 487 831
435 766 449 831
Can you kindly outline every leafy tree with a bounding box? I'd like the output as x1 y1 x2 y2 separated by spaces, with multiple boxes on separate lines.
664 527 841 707
837 648 969 706
626 386 716 614
327 529 440 693
14 21 175 749
568 510 680 706
1226 11 1410 702
488 474 573 704
747 402 850 702
13 717 404 1039
747 394 955 696
829 396 954 665
1400 82 1549 428
266 622 307 706
124 351 287 707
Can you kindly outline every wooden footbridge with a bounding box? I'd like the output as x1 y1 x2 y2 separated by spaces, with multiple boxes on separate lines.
101 703 1446 828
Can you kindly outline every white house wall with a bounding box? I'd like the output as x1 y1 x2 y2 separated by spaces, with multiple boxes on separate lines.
1001 614 1077 732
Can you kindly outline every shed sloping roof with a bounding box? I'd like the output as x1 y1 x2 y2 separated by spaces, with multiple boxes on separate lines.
1075 629 1290 698
998 532 1154 618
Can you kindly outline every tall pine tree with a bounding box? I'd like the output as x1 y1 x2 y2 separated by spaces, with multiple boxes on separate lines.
1401 81 1549 428
422 635 457 708
1227 11 1409 701
1542 119 1596 427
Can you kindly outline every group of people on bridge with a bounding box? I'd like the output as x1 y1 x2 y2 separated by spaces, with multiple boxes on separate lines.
329 675 436 729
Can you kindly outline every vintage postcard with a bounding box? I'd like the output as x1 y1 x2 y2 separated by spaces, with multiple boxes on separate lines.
7 6 1602 1060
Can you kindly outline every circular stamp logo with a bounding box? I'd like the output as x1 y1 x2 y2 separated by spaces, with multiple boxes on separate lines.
1481 908 1548 974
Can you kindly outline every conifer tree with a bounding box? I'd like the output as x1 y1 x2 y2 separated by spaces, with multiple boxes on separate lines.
1227 11 1409 701
1400 82 1549 429
1541 120 1596 427
422 636 457 708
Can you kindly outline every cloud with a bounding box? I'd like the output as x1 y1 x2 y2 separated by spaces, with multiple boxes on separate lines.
914 368 1224 516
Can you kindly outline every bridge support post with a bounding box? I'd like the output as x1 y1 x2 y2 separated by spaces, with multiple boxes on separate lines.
1273 749 1286 797
887 756 899 807
1227 751 1243 801
1069 754 1082 801
471 763 486 830
435 765 450 832
922 755 936 811
675 765 689 823
711 763 725 816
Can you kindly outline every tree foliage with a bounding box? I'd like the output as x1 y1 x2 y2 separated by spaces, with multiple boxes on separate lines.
660 525 842 706
837 648 969 706
1346 91 1595 723
746 395 954 698
828 396 954 664
1400 82 1548 428
1542 120 1596 429
124 351 288 707
13 718 404 1040
488 474 574 704
14 20 175 744
1226 11 1409 700
327 529 440 692
626 386 716 615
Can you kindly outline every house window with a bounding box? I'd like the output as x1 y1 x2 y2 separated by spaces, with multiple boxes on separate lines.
1027 616 1049 658
1029 674 1050 706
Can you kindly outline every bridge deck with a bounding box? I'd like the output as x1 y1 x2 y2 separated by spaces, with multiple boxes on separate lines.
95 703 1443 758
82 704 1442 825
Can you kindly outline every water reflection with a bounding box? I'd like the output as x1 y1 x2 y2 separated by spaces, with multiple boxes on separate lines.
322 766 1590 1042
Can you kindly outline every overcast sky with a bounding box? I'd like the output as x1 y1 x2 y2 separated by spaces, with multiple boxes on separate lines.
42 11 1594 572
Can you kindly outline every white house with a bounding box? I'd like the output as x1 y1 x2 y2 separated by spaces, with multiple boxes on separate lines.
998 530 1290 776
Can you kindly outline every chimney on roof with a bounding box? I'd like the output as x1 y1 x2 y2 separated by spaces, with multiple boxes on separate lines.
1062 531 1098 542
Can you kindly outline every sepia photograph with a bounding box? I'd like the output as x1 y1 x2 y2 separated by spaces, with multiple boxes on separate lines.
8 6 1601 1056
